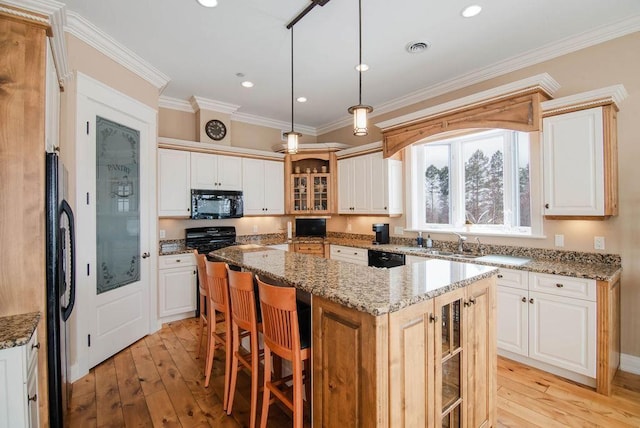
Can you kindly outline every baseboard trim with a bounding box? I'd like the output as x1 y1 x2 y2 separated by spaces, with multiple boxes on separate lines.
620 353 640 375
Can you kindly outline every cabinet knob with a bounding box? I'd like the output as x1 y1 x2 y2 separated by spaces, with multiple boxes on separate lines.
32 342 40 350
193 270 196 275
429 313 438 323
142 252 150 259
529 298 534 304
545 203 549 209
555 283 564 288
28 394 37 402
521 297 527 303
176 259 181 263
497 274 503 278
384 206 387 210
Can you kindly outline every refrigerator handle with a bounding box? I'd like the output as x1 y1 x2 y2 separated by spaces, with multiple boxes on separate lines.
60 199 75 322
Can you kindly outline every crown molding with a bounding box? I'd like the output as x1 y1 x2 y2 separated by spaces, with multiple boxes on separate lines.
335 141 382 159
189 95 240 114
1 0 72 86
232 111 317 136
158 137 285 159
65 11 170 91
318 14 640 135
541 84 629 113
270 142 351 153
158 96 194 113
375 73 560 131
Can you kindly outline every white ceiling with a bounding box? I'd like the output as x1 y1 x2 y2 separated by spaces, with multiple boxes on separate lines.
58 0 640 133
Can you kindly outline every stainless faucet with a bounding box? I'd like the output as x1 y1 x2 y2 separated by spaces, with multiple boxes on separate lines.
452 232 467 253
475 237 485 256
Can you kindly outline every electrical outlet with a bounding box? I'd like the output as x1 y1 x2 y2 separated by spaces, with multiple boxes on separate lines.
554 234 564 247
252 225 258 233
394 226 404 235
346 223 352 232
159 229 166 239
594 236 605 250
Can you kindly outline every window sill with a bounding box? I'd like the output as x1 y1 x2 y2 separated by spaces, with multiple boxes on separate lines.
405 228 546 240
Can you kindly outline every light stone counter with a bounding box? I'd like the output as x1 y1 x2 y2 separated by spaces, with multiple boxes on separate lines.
210 245 497 316
0 312 40 350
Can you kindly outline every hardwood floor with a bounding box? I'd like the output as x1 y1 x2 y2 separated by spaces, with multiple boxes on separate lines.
68 317 640 427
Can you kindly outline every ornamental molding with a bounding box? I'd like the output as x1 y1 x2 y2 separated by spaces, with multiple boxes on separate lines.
541 84 629 114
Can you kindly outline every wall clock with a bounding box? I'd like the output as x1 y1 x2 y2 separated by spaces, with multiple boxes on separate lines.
205 119 227 141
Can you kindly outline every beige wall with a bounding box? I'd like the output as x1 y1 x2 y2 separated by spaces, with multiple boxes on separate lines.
158 108 197 141
322 32 640 358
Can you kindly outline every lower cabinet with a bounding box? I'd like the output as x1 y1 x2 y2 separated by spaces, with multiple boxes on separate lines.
0 328 39 428
329 244 368 266
497 270 598 382
313 276 496 428
158 254 197 319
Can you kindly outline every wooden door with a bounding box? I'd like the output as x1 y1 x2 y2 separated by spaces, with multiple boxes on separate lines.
389 299 435 427
465 278 496 428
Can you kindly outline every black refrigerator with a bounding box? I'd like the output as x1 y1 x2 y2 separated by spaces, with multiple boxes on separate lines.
45 152 76 427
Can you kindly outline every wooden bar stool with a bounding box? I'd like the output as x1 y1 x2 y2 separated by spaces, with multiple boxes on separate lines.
256 277 311 428
226 267 264 428
203 260 232 413
194 251 208 363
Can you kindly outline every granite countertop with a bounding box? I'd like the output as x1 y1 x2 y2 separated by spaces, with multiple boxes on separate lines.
210 245 497 316
326 238 621 282
0 312 40 350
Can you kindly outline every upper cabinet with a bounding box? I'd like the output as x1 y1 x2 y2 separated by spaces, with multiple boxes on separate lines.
338 151 403 215
242 158 284 215
158 149 191 217
285 152 337 215
190 152 242 191
541 85 626 219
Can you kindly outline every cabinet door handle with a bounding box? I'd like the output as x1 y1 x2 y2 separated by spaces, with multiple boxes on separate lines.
193 270 196 275
176 259 181 263
556 283 564 288
521 297 527 303
545 203 549 209
497 274 503 278
28 394 37 402
529 298 534 304
429 313 438 323
384 206 387 210
142 252 150 259
32 343 40 350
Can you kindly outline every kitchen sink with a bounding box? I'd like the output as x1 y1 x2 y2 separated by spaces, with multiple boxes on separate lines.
475 254 531 266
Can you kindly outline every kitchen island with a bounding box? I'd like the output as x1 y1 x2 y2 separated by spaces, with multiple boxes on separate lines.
211 244 498 427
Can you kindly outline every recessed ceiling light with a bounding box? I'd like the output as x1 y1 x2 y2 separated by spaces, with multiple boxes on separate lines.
355 64 369 72
296 97 307 103
197 0 218 7
405 41 431 54
241 81 254 88
461 4 482 17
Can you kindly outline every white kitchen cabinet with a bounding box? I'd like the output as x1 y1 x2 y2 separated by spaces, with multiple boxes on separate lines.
0 328 39 428
405 254 427 264
338 152 402 215
191 152 242 191
329 245 368 266
267 244 289 251
497 270 597 380
242 158 284 215
158 254 197 319
158 149 191 217
542 106 617 218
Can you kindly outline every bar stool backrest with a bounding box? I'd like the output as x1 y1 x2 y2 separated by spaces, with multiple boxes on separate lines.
195 252 208 296
206 261 230 314
256 278 300 362
226 268 259 332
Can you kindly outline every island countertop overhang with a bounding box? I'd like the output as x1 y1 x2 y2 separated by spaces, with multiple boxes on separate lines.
210 244 498 316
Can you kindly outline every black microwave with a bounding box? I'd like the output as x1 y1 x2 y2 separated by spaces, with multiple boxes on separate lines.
191 190 243 219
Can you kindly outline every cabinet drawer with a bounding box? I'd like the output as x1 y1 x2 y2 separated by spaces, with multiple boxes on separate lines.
159 253 196 269
496 268 528 290
330 245 367 260
294 244 324 254
529 272 596 301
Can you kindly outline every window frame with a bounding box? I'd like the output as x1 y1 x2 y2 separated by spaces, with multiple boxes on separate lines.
407 129 543 237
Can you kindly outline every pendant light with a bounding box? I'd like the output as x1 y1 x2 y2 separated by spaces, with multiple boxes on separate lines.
347 0 373 136
284 26 301 154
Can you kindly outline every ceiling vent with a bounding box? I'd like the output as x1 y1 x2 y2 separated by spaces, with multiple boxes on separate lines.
406 41 431 54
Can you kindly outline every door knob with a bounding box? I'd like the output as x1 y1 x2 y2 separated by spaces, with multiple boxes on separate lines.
141 252 150 259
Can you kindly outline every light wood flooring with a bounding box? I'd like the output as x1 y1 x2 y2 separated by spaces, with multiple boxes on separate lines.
68 317 640 427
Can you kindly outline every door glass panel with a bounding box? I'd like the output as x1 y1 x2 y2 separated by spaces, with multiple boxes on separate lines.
442 404 460 428
452 300 461 349
312 175 328 211
442 352 461 411
293 176 308 211
441 303 451 355
96 116 140 294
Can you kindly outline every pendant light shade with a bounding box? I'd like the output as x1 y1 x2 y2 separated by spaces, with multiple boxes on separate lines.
348 0 373 136
284 26 300 154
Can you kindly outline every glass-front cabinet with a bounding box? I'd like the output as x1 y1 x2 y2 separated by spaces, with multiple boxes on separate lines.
286 152 336 215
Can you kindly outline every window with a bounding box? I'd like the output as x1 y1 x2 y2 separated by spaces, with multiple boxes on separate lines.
409 129 536 236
